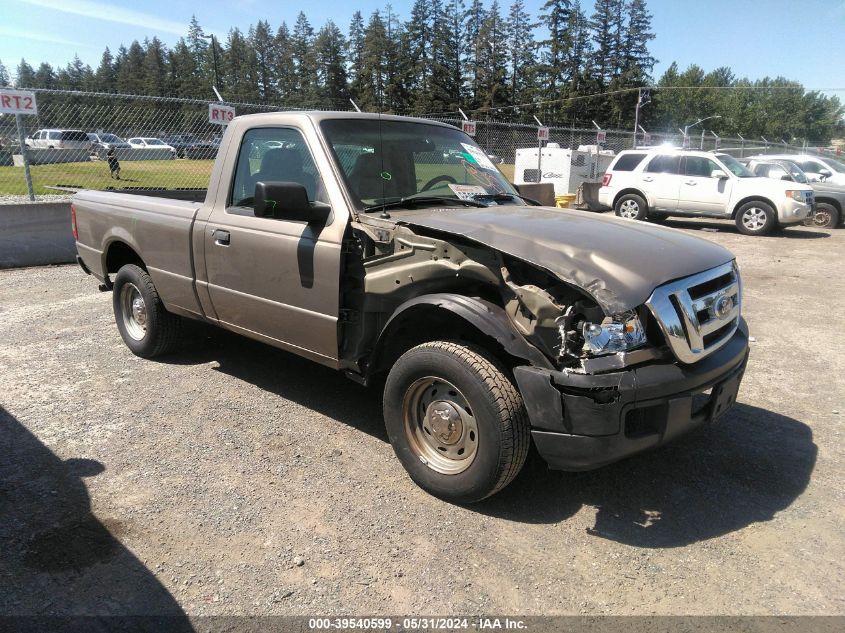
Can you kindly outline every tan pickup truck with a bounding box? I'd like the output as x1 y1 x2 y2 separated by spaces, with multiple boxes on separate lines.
73 112 750 503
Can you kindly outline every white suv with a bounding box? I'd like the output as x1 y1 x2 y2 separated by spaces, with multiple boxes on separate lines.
750 153 845 186
25 129 91 150
599 149 815 235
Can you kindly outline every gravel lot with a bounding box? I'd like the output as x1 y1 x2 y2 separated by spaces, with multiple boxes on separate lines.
1 216 843 618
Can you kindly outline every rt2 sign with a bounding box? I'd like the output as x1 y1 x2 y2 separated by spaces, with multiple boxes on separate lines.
0 89 38 115
209 103 235 125
461 120 477 136
596 130 607 145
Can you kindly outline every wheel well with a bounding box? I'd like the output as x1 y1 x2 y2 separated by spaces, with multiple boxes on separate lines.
105 241 145 275
731 196 777 219
814 197 841 213
366 304 522 382
613 188 647 209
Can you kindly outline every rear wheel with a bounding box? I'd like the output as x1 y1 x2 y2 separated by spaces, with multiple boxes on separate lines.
811 202 840 229
113 264 181 358
383 341 530 503
735 201 776 236
615 193 648 221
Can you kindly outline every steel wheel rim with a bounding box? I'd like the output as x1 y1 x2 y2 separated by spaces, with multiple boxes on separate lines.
812 209 832 228
120 283 147 341
402 376 479 475
619 199 640 219
742 207 767 230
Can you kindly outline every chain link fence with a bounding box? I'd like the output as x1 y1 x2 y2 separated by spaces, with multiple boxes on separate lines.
1 89 842 203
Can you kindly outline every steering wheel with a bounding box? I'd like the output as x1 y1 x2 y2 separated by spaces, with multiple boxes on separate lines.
420 174 457 192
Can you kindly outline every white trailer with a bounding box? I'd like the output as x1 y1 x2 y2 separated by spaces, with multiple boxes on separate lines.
513 143 615 196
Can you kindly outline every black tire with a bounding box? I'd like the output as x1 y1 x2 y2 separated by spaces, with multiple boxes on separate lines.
735 201 776 236
112 264 181 358
383 341 530 504
810 202 840 229
649 212 669 224
614 193 648 221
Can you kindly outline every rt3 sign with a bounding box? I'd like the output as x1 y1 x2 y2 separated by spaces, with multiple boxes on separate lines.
209 103 235 125
461 120 477 136
0 89 38 115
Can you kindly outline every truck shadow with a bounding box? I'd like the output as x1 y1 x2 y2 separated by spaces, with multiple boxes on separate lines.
168 328 815 547
0 407 194 628
473 402 817 547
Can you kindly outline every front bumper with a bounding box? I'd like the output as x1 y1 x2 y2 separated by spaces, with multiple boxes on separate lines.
779 199 813 224
514 318 749 471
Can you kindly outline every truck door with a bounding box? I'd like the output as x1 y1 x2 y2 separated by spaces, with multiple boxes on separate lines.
677 155 733 215
639 154 681 211
201 126 343 364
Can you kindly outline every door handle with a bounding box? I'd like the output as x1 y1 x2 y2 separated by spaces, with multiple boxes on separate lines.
642 176 654 182
212 229 230 245
684 180 697 186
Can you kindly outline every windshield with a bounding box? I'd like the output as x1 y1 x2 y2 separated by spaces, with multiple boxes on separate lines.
825 158 845 173
320 118 520 210
716 154 753 178
100 134 123 143
782 161 809 183
146 139 165 146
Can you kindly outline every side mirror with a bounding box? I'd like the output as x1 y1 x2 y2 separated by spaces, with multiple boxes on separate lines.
711 169 729 179
780 174 792 181
254 181 330 224
819 168 832 178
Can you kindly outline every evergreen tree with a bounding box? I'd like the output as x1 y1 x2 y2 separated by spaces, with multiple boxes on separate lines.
476 0 508 110
590 0 624 85
251 20 277 101
273 23 296 105
186 16 209 78
315 21 349 106
538 0 573 103
347 11 366 102
0 59 9 87
406 0 433 111
224 28 259 102
61 55 92 91
168 39 201 98
143 38 169 96
444 0 466 107
359 10 390 111
506 0 535 109
463 0 487 107
116 41 146 94
621 0 657 80
15 59 36 88
95 48 117 92
33 62 56 89
291 12 318 106
429 0 459 112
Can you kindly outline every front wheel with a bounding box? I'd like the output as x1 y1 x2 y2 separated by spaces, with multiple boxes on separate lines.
735 201 776 236
113 264 181 358
614 193 648 221
383 341 530 503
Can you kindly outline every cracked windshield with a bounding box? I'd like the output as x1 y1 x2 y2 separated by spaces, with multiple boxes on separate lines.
320 118 523 210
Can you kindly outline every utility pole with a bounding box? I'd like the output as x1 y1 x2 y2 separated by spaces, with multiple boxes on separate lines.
633 88 650 149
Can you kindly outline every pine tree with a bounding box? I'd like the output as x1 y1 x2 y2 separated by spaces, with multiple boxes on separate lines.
463 0 487 107
251 20 277 101
117 41 146 94
15 59 36 88
444 0 466 107
590 0 625 85
347 11 366 102
359 10 389 111
143 38 168 96
95 48 117 92
33 62 56 89
506 0 535 109
224 28 259 102
406 0 432 110
538 0 573 103
383 4 408 113
168 39 200 98
315 21 349 106
476 0 508 110
622 0 657 80
429 0 459 112
0 59 11 87
186 16 209 77
273 23 296 105
291 12 318 106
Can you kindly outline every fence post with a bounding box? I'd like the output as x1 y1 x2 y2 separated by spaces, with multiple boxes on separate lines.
14 113 35 201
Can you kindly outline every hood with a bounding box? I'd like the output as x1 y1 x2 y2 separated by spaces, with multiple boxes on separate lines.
395 206 735 314
811 181 845 194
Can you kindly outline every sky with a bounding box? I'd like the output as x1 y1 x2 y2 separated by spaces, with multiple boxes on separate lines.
0 0 843 100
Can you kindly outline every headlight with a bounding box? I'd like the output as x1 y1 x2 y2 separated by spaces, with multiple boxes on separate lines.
786 190 806 201
582 312 646 355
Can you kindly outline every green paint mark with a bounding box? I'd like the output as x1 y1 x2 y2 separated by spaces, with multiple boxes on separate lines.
381 171 392 181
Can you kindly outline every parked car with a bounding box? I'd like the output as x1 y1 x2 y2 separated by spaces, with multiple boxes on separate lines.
72 111 750 503
161 134 217 159
741 157 845 228
25 129 91 150
127 137 176 156
598 148 814 235
88 133 132 159
754 153 845 186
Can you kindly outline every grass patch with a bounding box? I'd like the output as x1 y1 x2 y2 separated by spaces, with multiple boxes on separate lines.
0 159 213 196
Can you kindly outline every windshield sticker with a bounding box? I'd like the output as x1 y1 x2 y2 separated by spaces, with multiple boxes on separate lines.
448 184 487 200
460 143 497 171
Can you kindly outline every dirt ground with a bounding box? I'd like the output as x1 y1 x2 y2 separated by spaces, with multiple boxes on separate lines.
0 215 843 618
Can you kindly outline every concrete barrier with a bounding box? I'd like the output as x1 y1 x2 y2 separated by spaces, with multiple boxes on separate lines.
13 149 90 165
0 202 77 269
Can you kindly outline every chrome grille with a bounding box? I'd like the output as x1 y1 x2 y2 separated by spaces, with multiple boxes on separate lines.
646 261 741 364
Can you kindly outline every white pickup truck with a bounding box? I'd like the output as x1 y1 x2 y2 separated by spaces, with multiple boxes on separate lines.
599 149 814 235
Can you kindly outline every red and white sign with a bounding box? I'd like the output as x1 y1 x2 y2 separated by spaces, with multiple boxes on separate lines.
0 89 38 115
596 130 607 145
209 103 235 125
537 126 550 141
461 120 477 136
